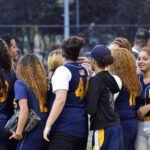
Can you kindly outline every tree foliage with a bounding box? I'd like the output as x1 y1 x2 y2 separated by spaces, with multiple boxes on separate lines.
0 0 149 25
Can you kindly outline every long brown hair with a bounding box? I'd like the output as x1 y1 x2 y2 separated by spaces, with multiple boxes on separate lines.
0 38 13 88
108 48 140 98
16 54 47 109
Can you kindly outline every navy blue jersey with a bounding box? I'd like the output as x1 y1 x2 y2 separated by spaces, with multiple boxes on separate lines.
47 81 55 111
115 86 136 120
132 51 138 60
0 70 16 119
52 63 89 137
137 73 150 118
47 81 62 134
64 63 88 108
14 80 48 122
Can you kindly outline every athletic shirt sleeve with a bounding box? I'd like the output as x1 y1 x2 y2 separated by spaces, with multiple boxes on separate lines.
112 75 122 101
52 66 72 93
14 80 27 102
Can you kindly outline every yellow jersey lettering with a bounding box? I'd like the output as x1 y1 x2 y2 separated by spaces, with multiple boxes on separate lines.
39 101 48 112
129 94 136 106
0 81 9 103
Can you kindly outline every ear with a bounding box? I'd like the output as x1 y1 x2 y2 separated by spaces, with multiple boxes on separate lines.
94 59 98 66
91 58 95 64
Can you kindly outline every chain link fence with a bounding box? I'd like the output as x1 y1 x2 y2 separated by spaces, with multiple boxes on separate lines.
0 24 149 66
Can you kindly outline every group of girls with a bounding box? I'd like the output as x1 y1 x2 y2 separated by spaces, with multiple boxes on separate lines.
0 35 150 150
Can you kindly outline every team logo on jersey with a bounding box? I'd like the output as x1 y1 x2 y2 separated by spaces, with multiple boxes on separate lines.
79 69 85 76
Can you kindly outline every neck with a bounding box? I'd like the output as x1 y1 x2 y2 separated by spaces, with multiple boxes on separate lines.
62 57 76 64
134 44 146 52
143 71 150 78
95 67 105 74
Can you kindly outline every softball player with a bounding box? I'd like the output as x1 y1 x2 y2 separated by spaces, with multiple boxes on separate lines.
109 48 140 150
9 54 49 150
135 47 150 150
44 36 89 150
0 38 16 150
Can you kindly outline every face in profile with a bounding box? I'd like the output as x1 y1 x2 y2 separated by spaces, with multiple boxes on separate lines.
138 51 150 73
10 39 19 59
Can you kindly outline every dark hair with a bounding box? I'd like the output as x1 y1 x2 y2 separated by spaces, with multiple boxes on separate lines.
96 55 114 67
135 28 149 45
114 37 132 52
0 38 13 88
0 39 12 71
62 36 84 61
0 34 14 47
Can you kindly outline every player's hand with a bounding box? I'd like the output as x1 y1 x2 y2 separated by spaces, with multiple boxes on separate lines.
137 106 149 119
82 63 94 74
9 132 23 140
43 126 51 142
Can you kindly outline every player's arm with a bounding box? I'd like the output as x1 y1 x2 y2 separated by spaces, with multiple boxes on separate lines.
9 99 28 140
46 90 67 126
16 99 29 134
137 104 150 119
86 77 102 115
44 90 67 141
43 66 71 141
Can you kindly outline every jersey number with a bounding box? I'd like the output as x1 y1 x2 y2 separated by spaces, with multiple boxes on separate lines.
75 77 89 100
0 81 9 103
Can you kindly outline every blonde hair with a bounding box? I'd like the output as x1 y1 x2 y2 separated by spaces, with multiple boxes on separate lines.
108 48 140 98
47 49 63 79
16 54 47 111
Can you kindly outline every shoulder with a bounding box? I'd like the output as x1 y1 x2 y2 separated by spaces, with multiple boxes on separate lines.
51 66 72 92
10 70 17 78
15 80 27 89
112 75 122 90
52 66 72 80
138 73 143 82
55 66 71 75
138 73 143 78
89 76 103 87
2 69 16 82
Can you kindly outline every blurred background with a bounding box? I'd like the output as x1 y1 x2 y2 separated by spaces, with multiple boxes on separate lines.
0 0 149 64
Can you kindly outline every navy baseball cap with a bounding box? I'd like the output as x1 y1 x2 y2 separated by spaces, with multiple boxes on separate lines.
91 45 111 61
